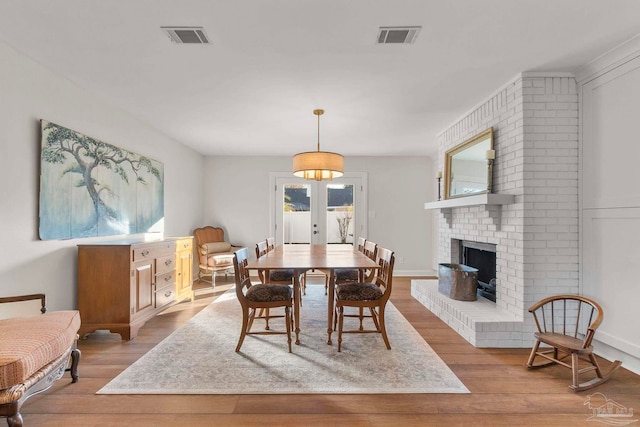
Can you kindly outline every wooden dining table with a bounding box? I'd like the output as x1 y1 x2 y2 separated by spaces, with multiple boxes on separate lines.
246 244 379 345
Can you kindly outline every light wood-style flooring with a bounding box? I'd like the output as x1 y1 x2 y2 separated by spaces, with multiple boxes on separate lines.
19 276 640 426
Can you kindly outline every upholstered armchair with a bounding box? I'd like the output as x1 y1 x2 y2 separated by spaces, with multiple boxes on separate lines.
193 226 241 286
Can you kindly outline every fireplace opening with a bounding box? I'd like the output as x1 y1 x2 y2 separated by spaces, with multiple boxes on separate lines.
460 241 497 302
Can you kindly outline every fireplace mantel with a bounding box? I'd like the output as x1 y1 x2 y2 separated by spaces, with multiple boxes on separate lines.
423 193 515 211
424 193 515 228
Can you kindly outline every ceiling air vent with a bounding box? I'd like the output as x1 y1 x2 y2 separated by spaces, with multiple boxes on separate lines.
161 26 210 44
377 26 421 44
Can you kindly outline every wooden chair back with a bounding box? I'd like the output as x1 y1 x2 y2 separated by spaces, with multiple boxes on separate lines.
233 247 252 300
529 294 602 349
266 237 275 251
362 240 378 282
374 247 395 302
255 240 269 283
363 240 377 260
193 226 226 248
356 237 366 253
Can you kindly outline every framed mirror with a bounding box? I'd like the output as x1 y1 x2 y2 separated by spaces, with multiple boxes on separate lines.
444 127 493 199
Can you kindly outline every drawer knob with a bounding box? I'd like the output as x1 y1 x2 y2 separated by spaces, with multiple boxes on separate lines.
165 259 172 266
164 291 172 298
165 276 172 282
142 250 150 256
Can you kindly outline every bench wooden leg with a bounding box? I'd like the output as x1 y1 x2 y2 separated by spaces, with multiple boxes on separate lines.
69 347 81 383
7 410 23 427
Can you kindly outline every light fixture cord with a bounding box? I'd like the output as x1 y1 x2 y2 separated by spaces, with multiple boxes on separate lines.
317 112 321 152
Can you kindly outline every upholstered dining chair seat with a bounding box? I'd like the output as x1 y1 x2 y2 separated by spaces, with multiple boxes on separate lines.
269 269 295 282
246 284 293 302
336 283 383 301
334 269 359 282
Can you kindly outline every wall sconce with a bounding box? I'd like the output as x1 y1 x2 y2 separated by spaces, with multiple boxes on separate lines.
486 149 495 193
436 171 442 201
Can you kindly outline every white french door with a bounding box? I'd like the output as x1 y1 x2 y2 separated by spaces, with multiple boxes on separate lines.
271 173 367 246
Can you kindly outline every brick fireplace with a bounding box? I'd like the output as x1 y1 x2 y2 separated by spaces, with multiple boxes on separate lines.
413 73 580 347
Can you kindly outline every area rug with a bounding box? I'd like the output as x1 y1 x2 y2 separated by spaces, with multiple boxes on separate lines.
98 284 469 394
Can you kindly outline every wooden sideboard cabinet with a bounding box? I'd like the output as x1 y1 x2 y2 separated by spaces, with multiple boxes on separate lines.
77 237 194 340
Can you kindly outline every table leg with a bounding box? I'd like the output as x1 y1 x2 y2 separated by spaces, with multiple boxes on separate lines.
327 269 335 345
294 269 301 345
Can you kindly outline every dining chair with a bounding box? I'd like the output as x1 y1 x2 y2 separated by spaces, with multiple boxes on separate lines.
334 237 367 285
256 240 297 330
265 237 326 297
256 240 295 285
526 294 622 391
266 237 276 251
233 248 292 353
361 240 378 282
333 246 395 352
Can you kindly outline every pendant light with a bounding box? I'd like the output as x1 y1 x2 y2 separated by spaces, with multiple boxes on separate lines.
293 109 344 180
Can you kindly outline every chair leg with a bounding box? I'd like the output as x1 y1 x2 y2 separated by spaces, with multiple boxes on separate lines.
256 307 271 330
589 353 604 378
302 272 307 296
338 306 344 352
285 306 292 353
69 347 81 383
526 339 542 367
568 354 623 391
235 308 250 352
369 307 380 331
571 352 581 390
379 306 391 350
7 411 23 427
264 308 270 330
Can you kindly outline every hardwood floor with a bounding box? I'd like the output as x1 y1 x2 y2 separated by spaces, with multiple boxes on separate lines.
19 276 640 426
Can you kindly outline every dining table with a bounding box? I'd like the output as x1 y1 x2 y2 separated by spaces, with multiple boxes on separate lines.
246 244 380 345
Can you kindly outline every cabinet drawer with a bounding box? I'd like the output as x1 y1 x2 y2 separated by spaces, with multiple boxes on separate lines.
177 239 192 252
133 242 175 262
155 285 175 308
156 254 176 274
156 270 176 288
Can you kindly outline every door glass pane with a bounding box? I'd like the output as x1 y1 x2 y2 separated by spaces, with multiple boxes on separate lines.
283 184 311 244
326 184 354 244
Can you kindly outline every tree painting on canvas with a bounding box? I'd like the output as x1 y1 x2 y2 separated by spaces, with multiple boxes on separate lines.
39 120 164 240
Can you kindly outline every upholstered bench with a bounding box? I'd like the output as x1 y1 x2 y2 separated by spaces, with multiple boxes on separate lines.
0 294 81 427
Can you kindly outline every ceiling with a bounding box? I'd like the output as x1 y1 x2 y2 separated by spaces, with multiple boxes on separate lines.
1 1 640 157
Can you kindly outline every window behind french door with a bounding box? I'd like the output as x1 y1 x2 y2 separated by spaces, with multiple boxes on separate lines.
271 173 367 246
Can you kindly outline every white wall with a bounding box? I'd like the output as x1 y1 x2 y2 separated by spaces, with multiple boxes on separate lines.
577 36 640 374
203 156 435 275
0 41 204 312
